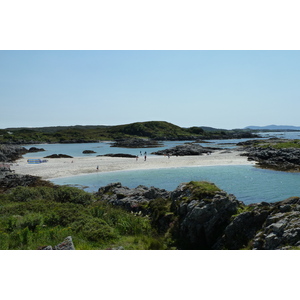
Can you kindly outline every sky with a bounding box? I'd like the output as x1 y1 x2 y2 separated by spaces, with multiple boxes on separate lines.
1 50 300 130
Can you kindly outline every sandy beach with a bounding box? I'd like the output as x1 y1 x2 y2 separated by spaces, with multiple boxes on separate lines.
12 150 255 180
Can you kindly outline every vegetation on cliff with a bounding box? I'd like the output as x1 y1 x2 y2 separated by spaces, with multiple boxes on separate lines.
1 179 300 250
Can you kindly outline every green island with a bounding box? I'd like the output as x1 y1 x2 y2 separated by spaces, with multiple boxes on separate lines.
0 121 257 144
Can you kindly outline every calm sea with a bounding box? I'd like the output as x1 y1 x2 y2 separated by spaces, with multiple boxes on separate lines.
23 131 300 205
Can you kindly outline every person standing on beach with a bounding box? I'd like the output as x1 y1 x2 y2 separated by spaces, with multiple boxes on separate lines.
144 154 147 161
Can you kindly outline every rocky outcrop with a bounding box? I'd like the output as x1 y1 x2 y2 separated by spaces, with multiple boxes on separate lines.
97 182 170 211
0 144 28 162
44 154 73 158
169 182 241 249
97 153 137 158
152 143 219 156
27 147 45 153
39 236 75 250
0 173 52 192
82 150 96 154
240 146 300 171
111 138 164 148
97 181 300 250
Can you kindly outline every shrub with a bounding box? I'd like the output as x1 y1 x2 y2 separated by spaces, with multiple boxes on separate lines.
53 186 93 205
81 219 117 242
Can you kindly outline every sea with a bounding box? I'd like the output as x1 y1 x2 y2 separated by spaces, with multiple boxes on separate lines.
22 131 300 205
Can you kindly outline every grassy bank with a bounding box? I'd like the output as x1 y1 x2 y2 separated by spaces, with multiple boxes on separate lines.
0 185 168 250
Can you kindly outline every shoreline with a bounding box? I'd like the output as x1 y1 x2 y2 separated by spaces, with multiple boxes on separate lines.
12 150 255 180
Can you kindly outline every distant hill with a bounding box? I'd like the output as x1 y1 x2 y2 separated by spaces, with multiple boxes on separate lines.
246 125 300 131
0 121 259 144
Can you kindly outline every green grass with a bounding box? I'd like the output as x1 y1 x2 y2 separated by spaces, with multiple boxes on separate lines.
254 139 300 149
0 185 167 250
186 181 221 200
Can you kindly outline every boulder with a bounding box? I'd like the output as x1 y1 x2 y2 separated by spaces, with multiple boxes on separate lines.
39 236 75 250
44 154 73 158
97 182 170 211
97 153 137 158
82 150 96 154
28 147 45 153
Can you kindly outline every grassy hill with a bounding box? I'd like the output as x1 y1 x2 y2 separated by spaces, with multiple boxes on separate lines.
0 121 255 144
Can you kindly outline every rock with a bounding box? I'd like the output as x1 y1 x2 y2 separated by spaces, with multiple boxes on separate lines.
0 173 50 192
83 150 96 154
238 140 300 171
44 154 73 158
111 138 164 148
39 236 75 250
97 153 137 158
152 143 218 156
28 147 45 153
170 183 241 249
0 144 28 162
97 182 170 211
95 181 300 250
54 236 75 250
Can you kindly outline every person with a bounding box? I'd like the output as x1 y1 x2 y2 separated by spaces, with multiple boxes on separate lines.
96 165 99 170
144 154 147 161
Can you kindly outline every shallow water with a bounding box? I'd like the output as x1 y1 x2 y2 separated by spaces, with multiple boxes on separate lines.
25 131 300 205
51 165 300 205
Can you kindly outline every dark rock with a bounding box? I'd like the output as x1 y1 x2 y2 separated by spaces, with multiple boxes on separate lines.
152 143 217 156
0 144 28 162
238 139 300 171
0 173 52 192
97 153 137 158
82 150 96 154
44 154 73 158
216 208 270 249
28 147 45 153
169 183 241 249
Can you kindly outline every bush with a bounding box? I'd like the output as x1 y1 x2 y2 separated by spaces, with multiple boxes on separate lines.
18 213 44 231
81 219 117 242
53 186 93 205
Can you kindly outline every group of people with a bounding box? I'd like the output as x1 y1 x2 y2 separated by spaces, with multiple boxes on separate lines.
136 151 147 161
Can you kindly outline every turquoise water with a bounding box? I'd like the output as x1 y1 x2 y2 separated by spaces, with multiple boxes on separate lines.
26 131 300 204
51 165 300 205
22 136 266 158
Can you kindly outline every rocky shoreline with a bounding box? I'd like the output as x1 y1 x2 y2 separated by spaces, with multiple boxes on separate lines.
238 139 300 171
96 181 300 250
152 143 220 156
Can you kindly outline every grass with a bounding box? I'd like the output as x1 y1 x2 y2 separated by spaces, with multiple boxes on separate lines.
186 181 221 200
0 185 167 250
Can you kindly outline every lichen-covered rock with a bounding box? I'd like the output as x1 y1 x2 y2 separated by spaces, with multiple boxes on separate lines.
54 236 75 250
97 182 170 211
40 236 75 250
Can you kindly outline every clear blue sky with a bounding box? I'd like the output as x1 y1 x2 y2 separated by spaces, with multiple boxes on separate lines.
1 50 300 129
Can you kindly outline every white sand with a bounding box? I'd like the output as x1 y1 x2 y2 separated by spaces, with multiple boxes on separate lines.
12 150 255 180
